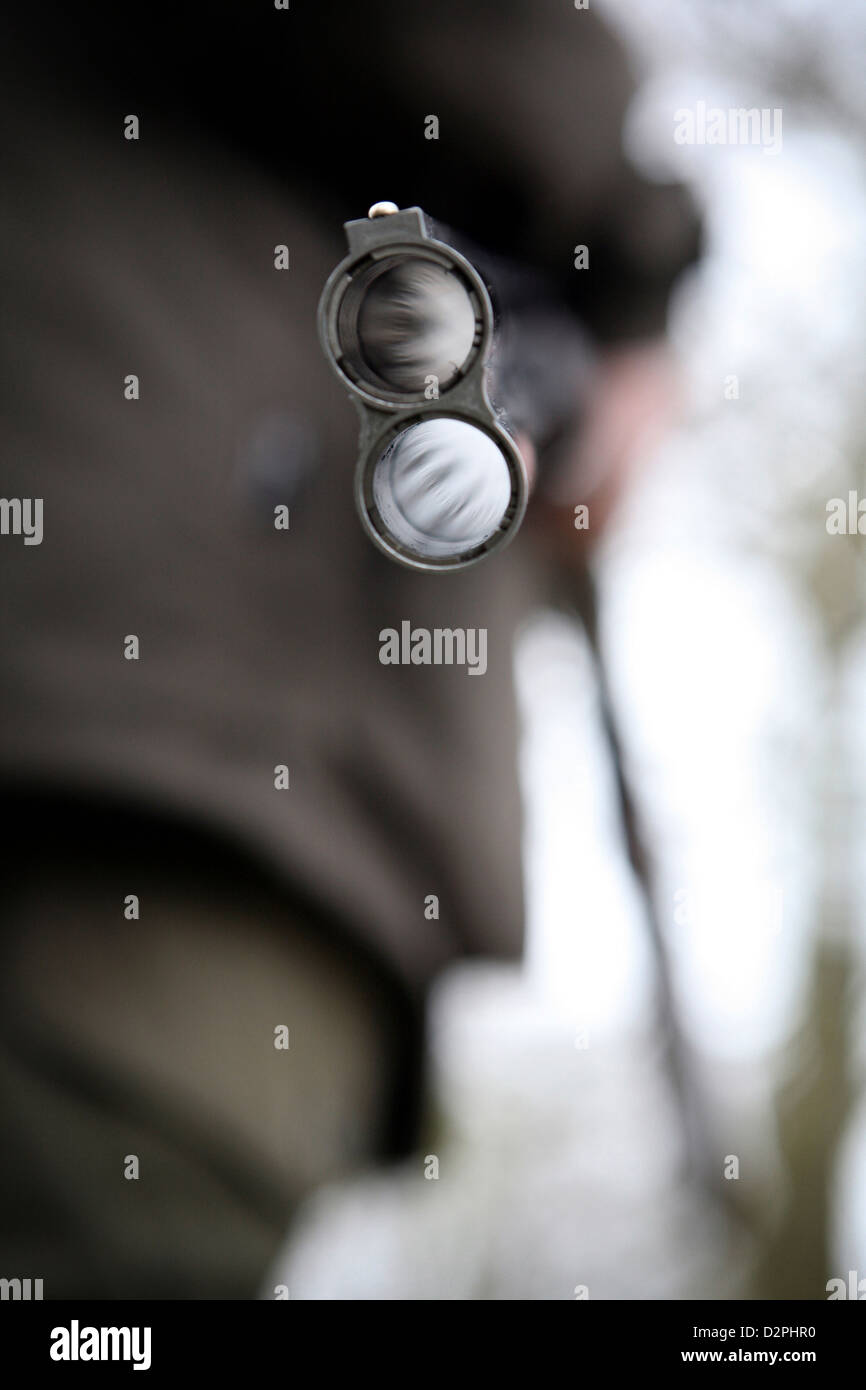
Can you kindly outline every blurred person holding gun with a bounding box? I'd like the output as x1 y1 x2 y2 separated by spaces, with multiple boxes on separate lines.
0 0 699 1297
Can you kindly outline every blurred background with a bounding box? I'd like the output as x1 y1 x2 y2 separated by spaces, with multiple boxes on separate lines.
271 0 866 1299
3 0 864 1303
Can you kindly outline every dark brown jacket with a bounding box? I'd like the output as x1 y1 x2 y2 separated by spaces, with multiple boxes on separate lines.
0 1 698 992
